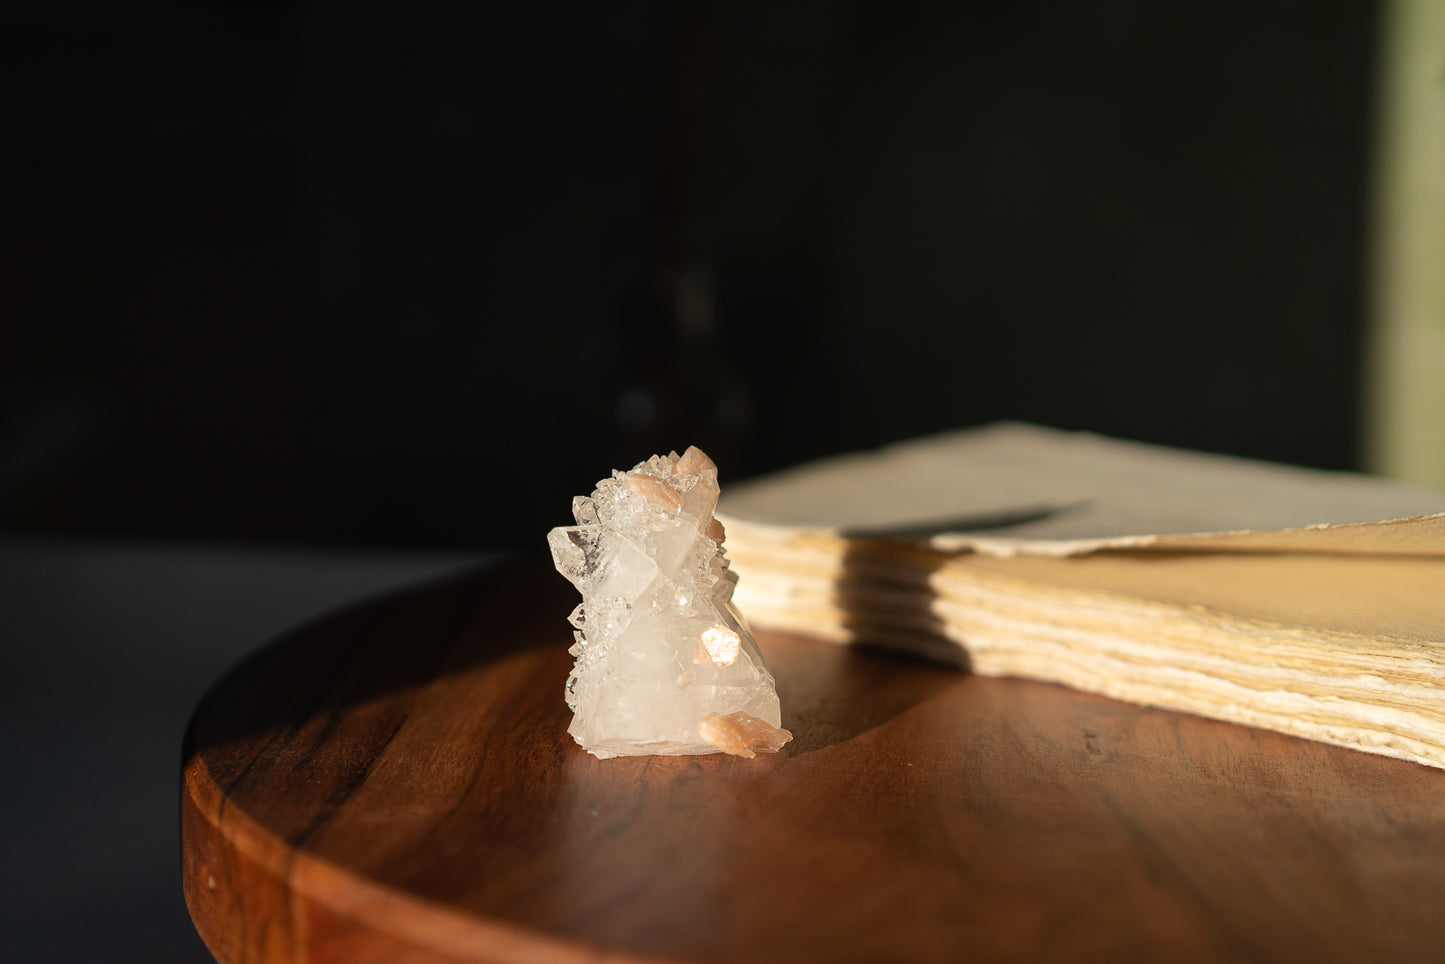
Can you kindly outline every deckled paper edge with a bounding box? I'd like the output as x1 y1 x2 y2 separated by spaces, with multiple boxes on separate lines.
719 511 1445 559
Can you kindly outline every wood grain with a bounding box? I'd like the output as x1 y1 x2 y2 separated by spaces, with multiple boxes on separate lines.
183 559 1445 963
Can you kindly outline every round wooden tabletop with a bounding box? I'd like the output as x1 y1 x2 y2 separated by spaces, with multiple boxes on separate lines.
183 559 1445 964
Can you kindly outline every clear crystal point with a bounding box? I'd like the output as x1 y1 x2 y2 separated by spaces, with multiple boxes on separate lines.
548 446 791 759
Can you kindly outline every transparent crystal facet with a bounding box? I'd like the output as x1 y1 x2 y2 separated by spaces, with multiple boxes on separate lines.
547 446 791 759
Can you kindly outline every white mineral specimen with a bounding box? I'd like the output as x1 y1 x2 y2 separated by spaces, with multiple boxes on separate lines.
548 447 791 759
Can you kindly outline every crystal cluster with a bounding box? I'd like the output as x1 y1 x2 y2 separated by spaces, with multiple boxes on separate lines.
548 447 792 759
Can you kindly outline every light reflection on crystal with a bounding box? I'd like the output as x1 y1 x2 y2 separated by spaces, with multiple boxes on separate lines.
548 447 789 759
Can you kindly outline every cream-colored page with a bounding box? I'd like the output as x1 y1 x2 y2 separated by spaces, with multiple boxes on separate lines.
719 423 1445 557
719 423 1445 642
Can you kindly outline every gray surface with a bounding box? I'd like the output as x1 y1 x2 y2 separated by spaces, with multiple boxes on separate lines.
0 540 500 963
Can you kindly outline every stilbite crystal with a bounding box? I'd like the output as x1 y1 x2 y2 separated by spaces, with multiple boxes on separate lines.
698 711 794 759
548 447 791 759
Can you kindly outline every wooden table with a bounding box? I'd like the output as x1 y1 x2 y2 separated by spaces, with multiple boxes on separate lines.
182 560 1445 963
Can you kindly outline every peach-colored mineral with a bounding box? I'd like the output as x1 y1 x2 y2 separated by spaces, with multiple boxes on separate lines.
698 711 794 759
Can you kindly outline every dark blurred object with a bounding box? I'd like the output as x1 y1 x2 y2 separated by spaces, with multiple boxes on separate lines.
1 1 1379 549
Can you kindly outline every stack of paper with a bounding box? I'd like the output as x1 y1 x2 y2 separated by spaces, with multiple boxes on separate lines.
718 424 1445 770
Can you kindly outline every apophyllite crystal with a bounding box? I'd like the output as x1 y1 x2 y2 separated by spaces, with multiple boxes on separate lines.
548 447 792 759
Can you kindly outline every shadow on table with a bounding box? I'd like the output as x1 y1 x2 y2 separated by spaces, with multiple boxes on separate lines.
779 503 1080 754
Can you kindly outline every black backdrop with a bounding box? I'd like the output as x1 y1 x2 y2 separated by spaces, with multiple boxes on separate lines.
2 1 1379 549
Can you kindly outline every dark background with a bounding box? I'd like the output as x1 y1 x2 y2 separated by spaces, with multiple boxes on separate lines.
3 0 1379 551
0 2 1384 961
